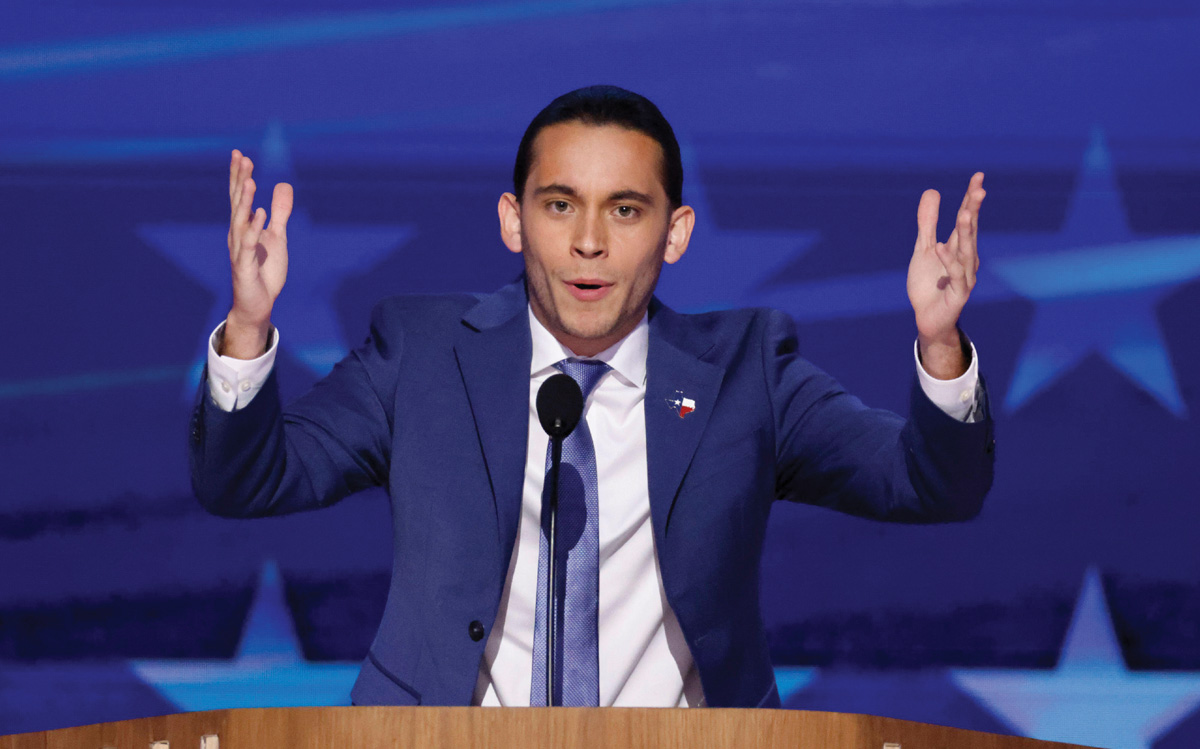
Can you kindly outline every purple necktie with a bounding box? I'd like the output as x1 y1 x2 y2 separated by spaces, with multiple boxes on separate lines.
530 358 609 707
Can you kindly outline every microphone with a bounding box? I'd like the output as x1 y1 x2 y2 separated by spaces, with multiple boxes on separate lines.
537 373 583 439
535 372 584 707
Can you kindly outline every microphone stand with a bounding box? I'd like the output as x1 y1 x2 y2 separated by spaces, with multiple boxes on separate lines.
535 372 582 708
546 428 563 708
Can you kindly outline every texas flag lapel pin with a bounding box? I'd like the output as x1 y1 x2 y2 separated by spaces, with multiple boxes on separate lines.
666 390 697 419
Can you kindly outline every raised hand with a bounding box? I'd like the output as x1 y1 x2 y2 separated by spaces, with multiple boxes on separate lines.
223 149 293 359
907 172 985 379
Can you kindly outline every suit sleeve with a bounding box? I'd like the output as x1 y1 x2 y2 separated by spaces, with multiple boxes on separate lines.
765 310 995 522
188 302 402 518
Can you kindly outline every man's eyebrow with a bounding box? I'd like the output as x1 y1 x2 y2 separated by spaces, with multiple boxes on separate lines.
532 183 580 199
608 189 656 205
531 184 657 206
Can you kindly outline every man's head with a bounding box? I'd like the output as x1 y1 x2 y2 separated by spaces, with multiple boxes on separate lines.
499 86 695 357
512 85 684 208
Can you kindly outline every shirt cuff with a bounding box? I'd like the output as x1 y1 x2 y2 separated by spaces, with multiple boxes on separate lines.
206 322 278 412
914 338 980 423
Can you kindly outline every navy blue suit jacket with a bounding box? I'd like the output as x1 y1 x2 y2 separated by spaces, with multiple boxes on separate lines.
189 279 995 708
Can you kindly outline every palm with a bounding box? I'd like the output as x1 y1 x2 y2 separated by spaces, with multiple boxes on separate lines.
907 173 985 344
227 150 292 327
231 210 288 321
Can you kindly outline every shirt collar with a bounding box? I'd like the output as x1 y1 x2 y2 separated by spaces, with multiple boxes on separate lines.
528 306 648 388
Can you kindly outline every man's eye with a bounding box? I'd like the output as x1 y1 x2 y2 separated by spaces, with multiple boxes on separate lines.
552 200 570 212
615 205 638 218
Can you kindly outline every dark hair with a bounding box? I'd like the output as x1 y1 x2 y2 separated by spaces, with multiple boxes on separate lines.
512 85 683 208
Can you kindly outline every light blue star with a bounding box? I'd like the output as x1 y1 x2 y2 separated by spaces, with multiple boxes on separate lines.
654 146 820 311
752 128 1200 417
139 123 414 397
987 128 1198 416
773 665 820 703
130 559 360 710
951 567 1200 749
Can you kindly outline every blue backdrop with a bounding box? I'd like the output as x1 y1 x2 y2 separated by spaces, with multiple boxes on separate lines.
1 2 1199 747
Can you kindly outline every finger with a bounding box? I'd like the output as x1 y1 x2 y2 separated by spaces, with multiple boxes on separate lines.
228 149 242 201
231 177 257 255
955 204 978 289
916 189 940 250
236 207 268 271
230 156 254 217
267 183 294 235
935 235 961 274
958 172 986 287
953 174 985 240
970 170 986 196
934 237 968 296
956 172 975 211
952 172 986 221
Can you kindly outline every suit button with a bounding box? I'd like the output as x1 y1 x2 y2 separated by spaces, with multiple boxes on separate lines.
468 620 485 642
986 439 996 455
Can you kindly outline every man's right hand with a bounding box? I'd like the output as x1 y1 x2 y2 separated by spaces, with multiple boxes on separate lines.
222 149 293 359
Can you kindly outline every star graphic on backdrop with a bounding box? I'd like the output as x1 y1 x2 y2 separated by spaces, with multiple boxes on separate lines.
752 128 1200 417
126 556 817 711
139 122 414 397
774 665 820 703
951 567 1200 749
653 145 820 311
130 559 359 710
985 128 1199 416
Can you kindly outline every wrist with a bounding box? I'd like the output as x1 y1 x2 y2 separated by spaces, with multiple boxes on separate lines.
220 312 273 360
917 329 970 380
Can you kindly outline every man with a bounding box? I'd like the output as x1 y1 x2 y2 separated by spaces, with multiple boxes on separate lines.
191 85 994 709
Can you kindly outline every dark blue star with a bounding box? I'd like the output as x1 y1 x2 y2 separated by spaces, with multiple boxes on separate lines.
754 128 1200 417
138 123 414 397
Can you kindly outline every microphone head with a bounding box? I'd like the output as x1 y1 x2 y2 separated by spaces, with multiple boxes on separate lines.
536 373 584 439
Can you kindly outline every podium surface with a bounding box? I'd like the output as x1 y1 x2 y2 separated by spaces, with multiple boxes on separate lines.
0 707 1098 749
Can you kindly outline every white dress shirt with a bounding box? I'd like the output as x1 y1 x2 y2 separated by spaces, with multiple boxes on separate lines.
205 311 980 707
472 311 703 707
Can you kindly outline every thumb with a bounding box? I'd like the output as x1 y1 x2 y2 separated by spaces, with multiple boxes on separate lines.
916 189 940 249
268 183 294 233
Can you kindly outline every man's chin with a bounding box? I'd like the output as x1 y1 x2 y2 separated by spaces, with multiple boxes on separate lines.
555 315 629 350
562 323 620 343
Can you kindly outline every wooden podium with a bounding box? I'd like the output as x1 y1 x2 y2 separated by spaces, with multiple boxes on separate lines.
1 708 1096 749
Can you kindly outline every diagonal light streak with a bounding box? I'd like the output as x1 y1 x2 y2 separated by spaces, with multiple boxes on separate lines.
0 107 496 164
0 0 690 79
0 365 194 400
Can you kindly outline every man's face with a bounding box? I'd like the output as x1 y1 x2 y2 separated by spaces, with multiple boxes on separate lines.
498 122 693 357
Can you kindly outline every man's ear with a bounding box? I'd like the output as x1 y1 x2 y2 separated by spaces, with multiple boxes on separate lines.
664 204 695 265
498 192 523 254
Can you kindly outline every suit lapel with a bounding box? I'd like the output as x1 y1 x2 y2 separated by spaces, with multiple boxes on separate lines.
645 302 725 548
454 281 531 571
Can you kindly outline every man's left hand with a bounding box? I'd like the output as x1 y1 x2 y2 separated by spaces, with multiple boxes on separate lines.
907 172 986 380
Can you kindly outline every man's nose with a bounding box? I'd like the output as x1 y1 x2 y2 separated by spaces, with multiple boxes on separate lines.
572 212 607 258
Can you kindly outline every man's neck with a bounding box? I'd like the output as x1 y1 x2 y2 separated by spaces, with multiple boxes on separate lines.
528 307 648 387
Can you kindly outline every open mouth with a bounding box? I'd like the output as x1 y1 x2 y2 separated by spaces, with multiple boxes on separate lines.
565 279 612 301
